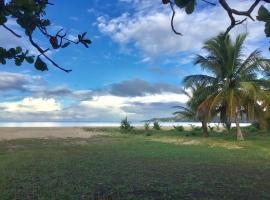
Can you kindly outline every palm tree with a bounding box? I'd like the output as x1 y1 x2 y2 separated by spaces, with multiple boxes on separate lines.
184 33 270 140
174 84 210 137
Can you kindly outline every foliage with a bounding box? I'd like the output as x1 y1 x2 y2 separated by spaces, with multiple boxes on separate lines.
162 1 270 50
120 117 134 133
173 125 184 132
144 122 150 131
257 5 270 40
184 33 270 139
153 121 161 130
0 0 91 72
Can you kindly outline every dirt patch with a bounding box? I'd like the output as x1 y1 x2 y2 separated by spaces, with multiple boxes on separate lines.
150 137 201 145
209 143 242 150
0 127 107 141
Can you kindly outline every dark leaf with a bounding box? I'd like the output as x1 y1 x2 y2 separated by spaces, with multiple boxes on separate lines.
25 56 34 64
82 32 87 38
34 56 48 71
83 39 92 44
185 0 196 14
257 6 270 22
49 36 59 49
162 0 170 4
15 47 22 54
61 42 70 48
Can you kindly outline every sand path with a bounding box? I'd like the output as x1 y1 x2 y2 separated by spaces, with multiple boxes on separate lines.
0 127 104 140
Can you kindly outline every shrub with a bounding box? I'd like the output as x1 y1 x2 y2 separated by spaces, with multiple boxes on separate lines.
120 117 133 133
173 125 184 132
145 132 152 136
153 121 161 130
144 122 150 131
208 125 214 132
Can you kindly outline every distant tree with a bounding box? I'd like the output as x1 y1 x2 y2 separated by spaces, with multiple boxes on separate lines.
184 33 270 140
153 121 161 130
120 117 134 132
173 84 210 137
163 0 270 50
0 0 91 72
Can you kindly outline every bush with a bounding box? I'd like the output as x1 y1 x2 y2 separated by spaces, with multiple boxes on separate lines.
120 117 133 133
145 132 152 136
144 122 150 131
173 125 184 132
153 121 161 130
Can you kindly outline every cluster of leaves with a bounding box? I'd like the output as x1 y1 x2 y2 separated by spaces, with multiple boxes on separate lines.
144 122 150 131
0 0 91 72
162 0 197 14
257 5 270 49
120 117 134 133
153 121 161 130
0 47 34 66
173 125 184 132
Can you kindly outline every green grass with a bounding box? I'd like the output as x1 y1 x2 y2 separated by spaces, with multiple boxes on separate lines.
0 129 270 199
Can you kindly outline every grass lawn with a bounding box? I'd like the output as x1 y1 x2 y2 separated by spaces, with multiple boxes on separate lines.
0 128 270 199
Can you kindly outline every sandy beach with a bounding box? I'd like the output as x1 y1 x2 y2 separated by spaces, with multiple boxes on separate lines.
0 127 105 141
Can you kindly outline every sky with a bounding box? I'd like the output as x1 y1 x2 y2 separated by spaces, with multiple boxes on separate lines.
0 0 269 122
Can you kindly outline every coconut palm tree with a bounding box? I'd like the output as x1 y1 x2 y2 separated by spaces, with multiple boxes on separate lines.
174 84 210 137
184 33 270 140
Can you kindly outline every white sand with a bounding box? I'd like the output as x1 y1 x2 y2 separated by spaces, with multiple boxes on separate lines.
0 127 104 141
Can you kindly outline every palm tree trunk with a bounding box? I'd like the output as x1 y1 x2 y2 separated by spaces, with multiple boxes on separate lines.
202 120 209 137
235 109 244 140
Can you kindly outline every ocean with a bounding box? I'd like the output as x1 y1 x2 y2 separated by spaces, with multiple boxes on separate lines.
0 122 251 127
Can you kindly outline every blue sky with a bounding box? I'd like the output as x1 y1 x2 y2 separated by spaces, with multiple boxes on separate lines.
0 0 268 122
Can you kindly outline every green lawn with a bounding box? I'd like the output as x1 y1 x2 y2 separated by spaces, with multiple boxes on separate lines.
0 128 270 199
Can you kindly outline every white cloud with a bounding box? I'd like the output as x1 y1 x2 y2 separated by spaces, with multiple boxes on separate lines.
80 92 188 118
0 97 61 113
97 0 267 59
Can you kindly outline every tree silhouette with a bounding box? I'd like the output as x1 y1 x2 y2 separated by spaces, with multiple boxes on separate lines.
0 0 91 72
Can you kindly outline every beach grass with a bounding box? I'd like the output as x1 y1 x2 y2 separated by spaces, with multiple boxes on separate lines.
0 128 270 199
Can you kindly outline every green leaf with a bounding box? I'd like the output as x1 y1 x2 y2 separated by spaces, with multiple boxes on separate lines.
174 0 190 8
34 57 48 71
61 42 70 48
185 0 196 14
257 6 270 22
15 47 22 54
25 56 34 64
15 58 23 66
265 22 270 37
0 59 6 65
0 16 7 25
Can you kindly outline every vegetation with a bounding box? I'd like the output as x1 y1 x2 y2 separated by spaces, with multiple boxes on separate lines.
120 117 134 133
162 0 270 50
144 122 150 131
183 33 270 140
1 129 270 199
0 0 91 72
153 121 161 130
172 125 184 132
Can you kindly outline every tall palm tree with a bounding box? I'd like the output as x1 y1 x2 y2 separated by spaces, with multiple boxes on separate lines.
174 84 210 137
184 33 270 140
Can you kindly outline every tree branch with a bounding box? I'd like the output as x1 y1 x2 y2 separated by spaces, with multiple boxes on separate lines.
28 35 72 73
219 0 260 35
2 24 22 38
201 0 216 6
169 2 182 36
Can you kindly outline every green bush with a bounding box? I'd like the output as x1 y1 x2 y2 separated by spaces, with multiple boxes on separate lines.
144 122 150 131
173 125 184 132
153 121 161 130
120 117 133 133
145 132 152 136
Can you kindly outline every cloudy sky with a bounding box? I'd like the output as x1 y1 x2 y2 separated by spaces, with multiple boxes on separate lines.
0 0 268 122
